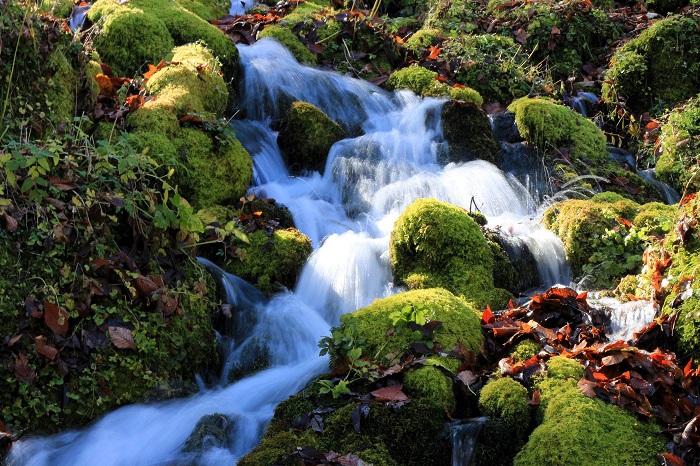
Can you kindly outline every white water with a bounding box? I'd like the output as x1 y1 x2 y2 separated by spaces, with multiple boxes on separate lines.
10 38 574 465
451 418 488 466
607 300 659 342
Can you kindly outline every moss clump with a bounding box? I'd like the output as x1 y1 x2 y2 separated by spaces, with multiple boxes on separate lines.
546 355 584 380
508 97 608 166
405 29 441 52
543 197 640 278
634 202 676 235
510 339 542 363
514 376 664 465
88 0 239 83
386 65 483 105
174 0 231 20
479 377 530 424
656 96 700 194
258 25 317 65
331 288 484 367
441 101 500 164
403 365 456 412
221 228 313 295
182 413 231 452
603 15 700 114
390 198 497 307
277 101 346 175
238 430 320 466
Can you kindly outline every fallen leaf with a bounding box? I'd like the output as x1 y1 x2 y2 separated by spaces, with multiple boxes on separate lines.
371 385 409 402
108 326 137 349
427 45 441 60
44 301 69 336
34 335 58 360
14 353 36 384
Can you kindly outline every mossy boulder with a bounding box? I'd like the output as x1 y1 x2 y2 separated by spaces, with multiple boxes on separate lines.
509 97 608 166
220 228 313 296
656 96 700 194
509 339 542 363
390 198 501 308
386 65 483 105
403 364 456 412
126 43 253 209
258 25 317 65
88 0 239 83
602 15 700 114
330 288 484 368
514 362 664 465
277 102 346 175
182 413 232 453
441 101 500 164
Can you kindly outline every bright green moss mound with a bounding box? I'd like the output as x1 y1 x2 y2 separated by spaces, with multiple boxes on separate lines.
277 102 346 175
221 228 313 296
656 96 700 194
386 65 483 105
479 377 530 425
333 288 484 367
508 97 608 166
403 365 456 412
258 25 317 65
441 101 500 164
515 376 664 465
546 355 584 380
88 0 239 81
510 339 542 363
390 198 497 307
603 15 700 114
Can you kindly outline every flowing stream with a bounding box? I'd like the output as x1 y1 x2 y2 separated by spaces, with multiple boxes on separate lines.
10 38 578 465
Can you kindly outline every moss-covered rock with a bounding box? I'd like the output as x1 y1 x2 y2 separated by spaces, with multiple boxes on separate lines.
602 15 700 114
277 101 346 175
508 97 608 166
390 198 498 307
514 369 664 465
656 96 700 194
403 364 456 412
441 101 500 164
182 413 231 453
258 25 317 65
331 288 484 368
88 0 239 83
509 339 542 363
221 228 313 295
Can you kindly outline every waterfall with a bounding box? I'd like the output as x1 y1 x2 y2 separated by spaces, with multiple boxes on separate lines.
451 418 488 466
607 300 659 342
9 38 572 465
638 168 681 204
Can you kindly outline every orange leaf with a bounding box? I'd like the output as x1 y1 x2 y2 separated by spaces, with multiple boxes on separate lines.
371 385 409 402
427 45 441 60
143 64 159 81
134 274 160 296
94 74 113 96
618 217 633 228
394 35 405 44
44 301 69 337
481 305 495 324
592 371 608 381
684 358 694 378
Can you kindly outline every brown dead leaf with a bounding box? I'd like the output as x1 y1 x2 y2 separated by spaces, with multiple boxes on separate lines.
44 301 69 337
34 335 58 360
14 353 36 384
371 385 409 402
108 326 137 349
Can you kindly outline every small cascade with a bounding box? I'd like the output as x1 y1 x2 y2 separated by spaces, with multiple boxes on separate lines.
233 120 289 185
451 418 488 466
69 3 91 31
564 92 600 117
639 168 681 204
607 300 659 342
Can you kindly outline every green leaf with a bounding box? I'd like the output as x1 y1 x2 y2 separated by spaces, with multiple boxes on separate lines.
20 177 34 193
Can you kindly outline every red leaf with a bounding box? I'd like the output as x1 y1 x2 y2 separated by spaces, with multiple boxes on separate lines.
618 217 633 228
14 353 36 384
679 193 696 207
659 453 686 466
44 301 69 337
684 358 694 378
134 275 160 296
481 305 495 324
108 326 137 349
371 385 409 402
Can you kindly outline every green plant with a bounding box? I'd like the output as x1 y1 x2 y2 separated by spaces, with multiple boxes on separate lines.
582 224 650 289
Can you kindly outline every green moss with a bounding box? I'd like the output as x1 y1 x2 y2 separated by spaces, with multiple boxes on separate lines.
443 33 531 103
603 16 700 114
656 96 700 194
333 288 484 367
41 0 75 17
441 101 499 164
542 197 642 278
390 198 496 307
386 65 439 95
88 0 239 84
174 127 252 210
634 202 676 235
238 430 319 466
403 365 456 412
479 377 530 425
405 29 440 52
183 413 231 452
277 101 346 175
146 43 229 118
510 339 542 363
546 356 584 380
509 97 608 166
221 228 313 295
258 25 317 65
175 0 231 20
515 377 664 465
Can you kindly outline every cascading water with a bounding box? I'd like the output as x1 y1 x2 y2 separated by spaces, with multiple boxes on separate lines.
451 418 488 466
9 38 573 465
